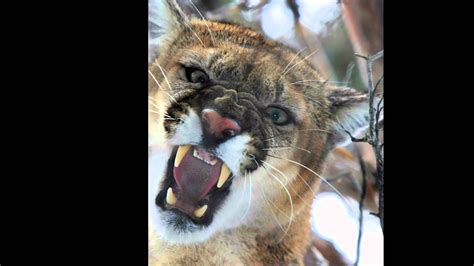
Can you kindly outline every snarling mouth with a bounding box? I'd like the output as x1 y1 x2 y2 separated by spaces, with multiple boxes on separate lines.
155 145 234 226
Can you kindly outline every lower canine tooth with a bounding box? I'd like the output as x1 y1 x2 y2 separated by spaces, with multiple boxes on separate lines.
217 164 231 188
166 187 177 205
175 145 191 167
194 205 208 218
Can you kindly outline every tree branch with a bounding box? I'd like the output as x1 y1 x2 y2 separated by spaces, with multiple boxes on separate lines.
354 146 367 266
344 129 368 142
348 50 384 233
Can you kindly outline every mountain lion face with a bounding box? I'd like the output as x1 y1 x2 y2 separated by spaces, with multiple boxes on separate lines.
149 0 373 245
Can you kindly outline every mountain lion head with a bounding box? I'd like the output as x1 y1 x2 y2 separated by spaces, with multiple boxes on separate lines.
149 0 376 247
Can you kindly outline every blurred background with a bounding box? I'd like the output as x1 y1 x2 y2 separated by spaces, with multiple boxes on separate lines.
175 0 384 264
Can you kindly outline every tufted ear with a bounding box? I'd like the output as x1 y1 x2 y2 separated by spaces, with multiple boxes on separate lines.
149 0 188 62
326 86 383 148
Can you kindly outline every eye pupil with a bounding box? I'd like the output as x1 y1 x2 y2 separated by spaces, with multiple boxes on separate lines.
272 112 280 121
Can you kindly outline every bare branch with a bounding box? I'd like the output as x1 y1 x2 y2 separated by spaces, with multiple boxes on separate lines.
344 129 367 142
354 146 367 266
376 93 384 114
374 75 384 93
370 212 379 218
354 54 369 60
350 50 384 233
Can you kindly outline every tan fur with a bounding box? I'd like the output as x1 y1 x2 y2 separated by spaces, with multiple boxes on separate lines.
149 3 368 264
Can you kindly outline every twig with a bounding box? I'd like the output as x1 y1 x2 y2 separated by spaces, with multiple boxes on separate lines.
344 129 367 142
374 75 384 92
366 51 384 233
348 50 384 233
354 146 367 266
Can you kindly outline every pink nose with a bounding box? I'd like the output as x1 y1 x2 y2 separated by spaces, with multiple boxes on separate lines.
201 109 241 139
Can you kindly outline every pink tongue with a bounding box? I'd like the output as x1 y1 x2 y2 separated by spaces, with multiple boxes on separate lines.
173 147 223 202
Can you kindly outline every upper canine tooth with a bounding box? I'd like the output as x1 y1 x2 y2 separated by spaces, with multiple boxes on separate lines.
217 164 231 188
175 145 191 167
194 205 208 218
166 187 177 205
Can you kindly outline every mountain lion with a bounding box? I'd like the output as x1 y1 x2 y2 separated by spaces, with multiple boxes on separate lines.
149 0 375 264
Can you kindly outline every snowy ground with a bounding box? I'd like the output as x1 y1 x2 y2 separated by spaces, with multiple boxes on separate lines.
311 192 383 265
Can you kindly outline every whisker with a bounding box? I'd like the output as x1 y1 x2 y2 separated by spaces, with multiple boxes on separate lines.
295 172 317 195
280 47 307 76
280 48 320 80
148 70 177 104
262 160 289 184
262 147 293 152
148 106 160 112
263 128 331 142
255 176 286 232
248 156 287 227
148 70 163 90
267 126 278 149
149 110 160 114
290 79 325 85
260 162 294 243
264 145 311 154
183 21 206 48
153 63 175 97
286 178 313 209
288 90 326 108
239 173 252 223
267 155 346 200
290 80 346 85
295 128 332 133
148 96 159 103
237 172 247 207
259 180 291 218
188 0 216 46
148 100 161 110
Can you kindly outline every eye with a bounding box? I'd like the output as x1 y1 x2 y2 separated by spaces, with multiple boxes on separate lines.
185 67 209 84
265 106 290 125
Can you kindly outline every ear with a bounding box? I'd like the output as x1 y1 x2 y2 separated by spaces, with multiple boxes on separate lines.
149 0 188 62
326 86 383 148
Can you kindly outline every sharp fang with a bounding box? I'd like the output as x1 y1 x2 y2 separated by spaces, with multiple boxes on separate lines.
194 205 208 218
174 145 191 167
166 187 177 205
217 164 231 188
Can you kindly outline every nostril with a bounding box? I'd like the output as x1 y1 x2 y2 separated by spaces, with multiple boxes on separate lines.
201 109 241 139
218 119 241 138
222 128 239 138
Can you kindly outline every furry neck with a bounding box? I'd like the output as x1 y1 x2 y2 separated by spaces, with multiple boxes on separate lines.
149 206 313 265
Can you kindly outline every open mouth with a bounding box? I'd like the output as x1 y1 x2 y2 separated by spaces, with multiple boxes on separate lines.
155 145 234 226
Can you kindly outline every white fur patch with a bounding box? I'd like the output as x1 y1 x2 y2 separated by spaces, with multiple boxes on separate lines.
168 110 203 146
215 134 252 177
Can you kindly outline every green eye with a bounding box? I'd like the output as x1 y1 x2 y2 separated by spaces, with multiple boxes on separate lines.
266 107 289 125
